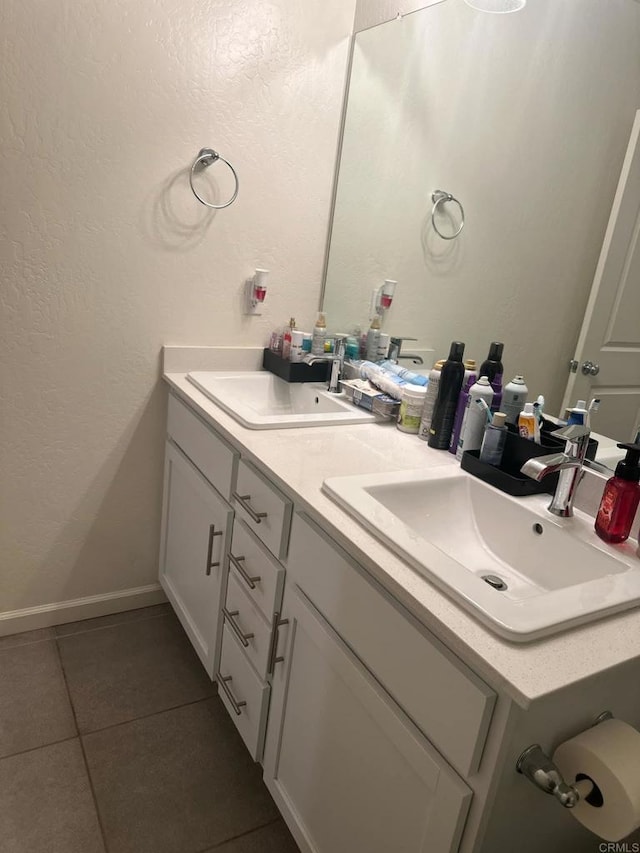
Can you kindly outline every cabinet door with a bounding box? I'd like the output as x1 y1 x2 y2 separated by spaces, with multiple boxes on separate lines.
263 585 472 853
159 440 233 678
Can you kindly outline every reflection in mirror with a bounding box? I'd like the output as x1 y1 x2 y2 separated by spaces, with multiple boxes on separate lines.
322 0 640 449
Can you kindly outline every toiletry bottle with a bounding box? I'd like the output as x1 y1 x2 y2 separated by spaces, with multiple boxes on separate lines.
502 375 528 425
397 385 427 434
312 312 327 356
302 333 312 356
418 359 445 441
365 314 381 361
594 443 640 544
377 333 391 361
567 400 589 426
428 342 466 450
282 318 296 360
290 329 304 363
479 342 504 412
456 375 494 459
479 412 508 466
448 359 477 455
518 402 536 440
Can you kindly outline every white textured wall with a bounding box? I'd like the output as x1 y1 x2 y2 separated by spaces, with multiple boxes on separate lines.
325 0 640 412
0 0 355 615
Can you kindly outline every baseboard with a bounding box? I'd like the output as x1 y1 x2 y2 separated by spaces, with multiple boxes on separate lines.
0 584 167 637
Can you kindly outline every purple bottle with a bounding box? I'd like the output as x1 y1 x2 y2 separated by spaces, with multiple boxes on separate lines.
448 360 477 455
479 342 504 412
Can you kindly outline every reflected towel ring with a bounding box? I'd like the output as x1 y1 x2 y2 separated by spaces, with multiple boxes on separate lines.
189 147 239 209
431 190 465 239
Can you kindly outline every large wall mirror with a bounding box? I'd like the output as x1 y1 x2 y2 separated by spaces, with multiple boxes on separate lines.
322 0 640 446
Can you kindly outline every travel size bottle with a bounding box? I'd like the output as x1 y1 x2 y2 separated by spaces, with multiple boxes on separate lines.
428 342 465 450
594 443 640 544
479 412 508 466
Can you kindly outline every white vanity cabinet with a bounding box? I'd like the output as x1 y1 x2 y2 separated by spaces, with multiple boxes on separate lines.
262 512 497 853
218 480 290 760
263 581 472 853
159 394 239 677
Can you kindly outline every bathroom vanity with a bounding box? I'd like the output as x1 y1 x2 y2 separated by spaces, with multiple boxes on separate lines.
159 347 640 853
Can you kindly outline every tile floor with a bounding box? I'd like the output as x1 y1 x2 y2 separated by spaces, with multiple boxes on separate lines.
0 604 299 853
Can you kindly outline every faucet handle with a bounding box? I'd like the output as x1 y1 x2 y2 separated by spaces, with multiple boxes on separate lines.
551 424 591 440
552 423 591 460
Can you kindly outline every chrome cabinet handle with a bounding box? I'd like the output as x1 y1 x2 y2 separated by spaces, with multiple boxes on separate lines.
267 611 290 675
222 607 254 648
217 674 246 715
205 524 224 576
232 492 268 524
228 552 261 590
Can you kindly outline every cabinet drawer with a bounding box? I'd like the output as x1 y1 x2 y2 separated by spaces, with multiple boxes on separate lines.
167 393 238 501
223 572 272 679
229 519 284 622
233 460 292 560
217 624 270 761
286 513 496 778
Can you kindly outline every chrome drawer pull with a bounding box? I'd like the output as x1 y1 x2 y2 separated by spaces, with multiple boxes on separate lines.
205 524 224 576
232 492 268 524
223 607 255 648
228 552 261 590
268 612 290 675
217 674 246 715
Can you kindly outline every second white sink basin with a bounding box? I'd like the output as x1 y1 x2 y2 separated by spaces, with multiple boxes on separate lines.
323 467 640 641
188 371 376 429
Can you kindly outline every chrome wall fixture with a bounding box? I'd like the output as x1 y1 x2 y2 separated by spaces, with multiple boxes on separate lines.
189 147 239 209
431 190 465 240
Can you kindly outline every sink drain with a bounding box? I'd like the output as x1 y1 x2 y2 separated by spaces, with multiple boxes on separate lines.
482 574 508 591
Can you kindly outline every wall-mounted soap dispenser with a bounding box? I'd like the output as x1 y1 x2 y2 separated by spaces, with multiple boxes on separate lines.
370 279 397 320
245 268 268 315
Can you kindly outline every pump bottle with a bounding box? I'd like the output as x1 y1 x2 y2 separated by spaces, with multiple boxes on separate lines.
594 443 640 544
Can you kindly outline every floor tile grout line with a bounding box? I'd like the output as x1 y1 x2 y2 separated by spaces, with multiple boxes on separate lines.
0 734 79 764
55 636 111 853
78 694 218 740
0 636 58 652
54 610 172 640
195 816 284 853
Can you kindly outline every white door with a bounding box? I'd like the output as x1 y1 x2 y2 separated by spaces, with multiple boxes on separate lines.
159 440 233 678
263 583 472 853
562 110 640 443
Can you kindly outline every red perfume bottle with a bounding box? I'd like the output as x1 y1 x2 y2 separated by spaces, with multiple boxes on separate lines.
595 443 640 544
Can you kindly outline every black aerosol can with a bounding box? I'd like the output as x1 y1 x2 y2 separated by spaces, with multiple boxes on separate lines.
428 341 465 450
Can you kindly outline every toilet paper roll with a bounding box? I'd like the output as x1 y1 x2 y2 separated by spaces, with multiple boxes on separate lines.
553 718 640 842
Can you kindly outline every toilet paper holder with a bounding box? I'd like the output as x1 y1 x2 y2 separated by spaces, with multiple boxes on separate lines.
516 711 613 808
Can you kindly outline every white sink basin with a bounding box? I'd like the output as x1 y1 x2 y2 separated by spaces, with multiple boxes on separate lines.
187 371 376 429
323 467 640 641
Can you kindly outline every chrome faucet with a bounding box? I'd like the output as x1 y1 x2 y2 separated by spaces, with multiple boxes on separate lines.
305 335 347 394
328 335 347 393
388 336 424 365
520 424 591 517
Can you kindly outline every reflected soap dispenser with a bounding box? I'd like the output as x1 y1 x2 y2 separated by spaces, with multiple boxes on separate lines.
594 443 640 544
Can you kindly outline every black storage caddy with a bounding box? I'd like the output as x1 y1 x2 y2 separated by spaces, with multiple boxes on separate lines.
262 348 330 383
460 424 599 497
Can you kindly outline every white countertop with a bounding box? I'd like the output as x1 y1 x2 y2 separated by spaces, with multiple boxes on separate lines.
162 347 640 708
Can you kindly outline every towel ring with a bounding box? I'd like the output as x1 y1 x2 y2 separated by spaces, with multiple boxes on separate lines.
189 148 239 209
431 190 465 240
